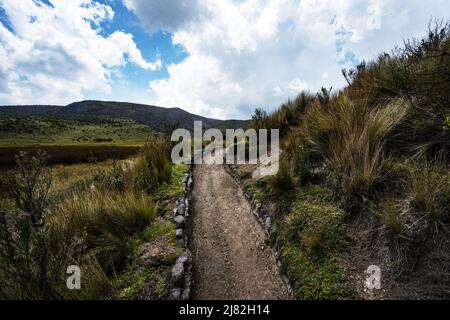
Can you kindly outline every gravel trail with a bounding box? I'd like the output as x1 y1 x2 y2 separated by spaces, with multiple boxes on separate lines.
190 164 290 300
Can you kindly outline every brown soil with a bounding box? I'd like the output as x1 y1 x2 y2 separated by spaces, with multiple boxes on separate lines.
190 164 290 300
341 211 450 300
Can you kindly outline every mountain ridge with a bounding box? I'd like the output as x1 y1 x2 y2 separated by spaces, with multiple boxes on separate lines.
0 100 249 131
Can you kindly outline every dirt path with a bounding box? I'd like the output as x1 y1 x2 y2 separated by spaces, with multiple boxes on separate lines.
190 164 290 300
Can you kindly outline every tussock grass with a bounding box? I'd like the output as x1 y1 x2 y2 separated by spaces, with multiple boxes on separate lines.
267 159 295 193
133 136 172 193
250 91 315 134
302 95 409 198
50 189 156 271
404 158 449 219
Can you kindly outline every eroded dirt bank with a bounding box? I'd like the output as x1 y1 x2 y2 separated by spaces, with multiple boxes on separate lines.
190 164 290 300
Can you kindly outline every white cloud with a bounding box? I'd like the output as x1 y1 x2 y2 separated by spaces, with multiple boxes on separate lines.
122 0 202 33
288 78 308 93
125 0 450 119
0 0 161 105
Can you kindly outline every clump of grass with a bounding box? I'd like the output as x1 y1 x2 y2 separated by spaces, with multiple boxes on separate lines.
344 21 450 157
93 161 128 193
374 198 405 235
50 190 157 271
302 95 409 200
404 159 449 219
282 130 314 182
133 136 172 194
250 91 314 134
267 159 295 193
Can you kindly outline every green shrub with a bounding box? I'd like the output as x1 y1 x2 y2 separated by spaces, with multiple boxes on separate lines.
8 151 52 227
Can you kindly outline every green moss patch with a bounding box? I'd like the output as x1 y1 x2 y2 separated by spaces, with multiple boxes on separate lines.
115 267 168 300
280 185 349 299
157 163 187 198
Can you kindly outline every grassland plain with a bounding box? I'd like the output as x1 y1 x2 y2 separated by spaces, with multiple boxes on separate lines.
0 116 149 167
0 145 141 168
0 117 155 147
0 159 123 212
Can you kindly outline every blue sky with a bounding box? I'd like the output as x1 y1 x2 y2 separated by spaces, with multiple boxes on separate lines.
0 0 449 119
93 0 187 93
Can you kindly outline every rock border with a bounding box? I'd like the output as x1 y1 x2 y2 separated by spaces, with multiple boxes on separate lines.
168 164 194 300
224 163 296 299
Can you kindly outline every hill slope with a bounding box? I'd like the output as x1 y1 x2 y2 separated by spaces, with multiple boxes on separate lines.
0 100 249 132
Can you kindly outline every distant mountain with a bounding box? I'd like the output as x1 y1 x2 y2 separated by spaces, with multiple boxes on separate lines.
0 100 249 131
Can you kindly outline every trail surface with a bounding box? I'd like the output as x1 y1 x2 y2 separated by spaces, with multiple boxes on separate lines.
190 165 290 300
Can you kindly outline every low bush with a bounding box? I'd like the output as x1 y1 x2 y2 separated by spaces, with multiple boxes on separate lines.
8 151 52 227
0 213 111 299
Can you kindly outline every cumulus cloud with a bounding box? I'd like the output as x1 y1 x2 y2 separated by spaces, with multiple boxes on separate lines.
0 0 161 105
122 0 202 33
125 0 450 119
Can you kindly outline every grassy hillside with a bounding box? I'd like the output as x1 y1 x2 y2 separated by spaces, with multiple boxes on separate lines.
0 100 249 133
246 21 450 299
